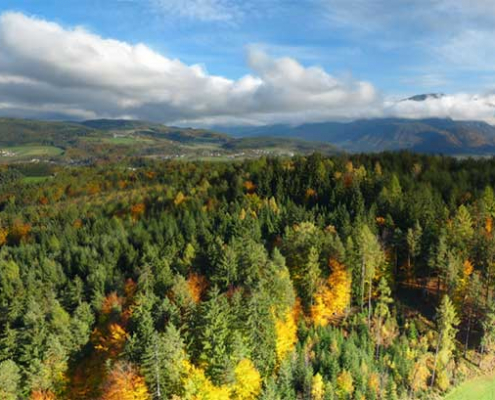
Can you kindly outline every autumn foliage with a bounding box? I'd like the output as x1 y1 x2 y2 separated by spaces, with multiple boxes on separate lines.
311 259 351 326
275 305 299 363
187 273 208 304
101 362 150 400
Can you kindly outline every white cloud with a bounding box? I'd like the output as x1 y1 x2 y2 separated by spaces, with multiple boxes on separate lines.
0 11 493 126
0 11 380 125
386 94 495 124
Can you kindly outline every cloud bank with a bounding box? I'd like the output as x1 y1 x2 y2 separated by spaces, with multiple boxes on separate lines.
0 11 493 125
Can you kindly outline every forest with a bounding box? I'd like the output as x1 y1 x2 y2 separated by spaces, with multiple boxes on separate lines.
1 152 495 399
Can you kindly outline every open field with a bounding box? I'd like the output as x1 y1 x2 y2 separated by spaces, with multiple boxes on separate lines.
445 374 495 400
0 145 64 159
22 176 53 184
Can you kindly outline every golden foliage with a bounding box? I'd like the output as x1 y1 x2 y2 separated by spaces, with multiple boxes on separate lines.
101 362 150 400
243 180 256 194
174 191 186 206
311 373 325 400
368 372 380 396
10 221 31 244
187 273 208 304
305 188 317 200
182 360 231 400
325 225 336 234
463 260 474 277
275 306 298 363
101 292 123 315
0 227 7 246
145 171 156 180
376 216 386 226
93 323 128 357
409 355 431 393
268 197 279 214
30 391 56 400
72 219 83 229
336 370 354 398
486 217 493 234
231 359 261 400
130 203 146 220
85 183 101 195
311 259 351 326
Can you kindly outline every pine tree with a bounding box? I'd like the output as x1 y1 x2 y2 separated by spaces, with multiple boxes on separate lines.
196 287 231 384
372 278 396 359
0 360 21 400
406 221 422 282
359 225 384 326
141 325 185 399
431 295 459 391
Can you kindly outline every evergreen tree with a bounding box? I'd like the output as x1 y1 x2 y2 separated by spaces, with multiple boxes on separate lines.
141 325 186 399
431 295 459 391
359 225 384 326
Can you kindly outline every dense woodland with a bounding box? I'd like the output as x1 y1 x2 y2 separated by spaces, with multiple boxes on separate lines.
1 152 495 399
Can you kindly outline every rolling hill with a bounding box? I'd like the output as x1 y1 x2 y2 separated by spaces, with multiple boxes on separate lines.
0 118 340 163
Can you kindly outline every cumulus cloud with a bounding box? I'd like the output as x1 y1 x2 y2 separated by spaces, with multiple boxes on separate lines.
386 94 495 124
0 11 381 125
0 11 493 126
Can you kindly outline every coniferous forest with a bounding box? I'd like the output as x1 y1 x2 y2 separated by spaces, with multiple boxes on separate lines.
1 152 495 399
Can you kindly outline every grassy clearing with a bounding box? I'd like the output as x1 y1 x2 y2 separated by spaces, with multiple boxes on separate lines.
83 136 156 145
22 176 52 184
445 374 495 400
0 145 64 159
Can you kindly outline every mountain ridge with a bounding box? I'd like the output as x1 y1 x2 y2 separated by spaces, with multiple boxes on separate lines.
215 117 495 154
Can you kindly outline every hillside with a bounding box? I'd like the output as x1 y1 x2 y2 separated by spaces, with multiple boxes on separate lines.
218 118 495 154
0 118 339 163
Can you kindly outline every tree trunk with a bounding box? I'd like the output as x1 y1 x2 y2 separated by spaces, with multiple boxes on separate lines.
361 257 365 312
464 311 472 358
368 277 372 327
431 329 442 388
154 341 162 399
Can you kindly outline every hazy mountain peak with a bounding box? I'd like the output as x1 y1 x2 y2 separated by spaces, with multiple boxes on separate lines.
402 93 446 102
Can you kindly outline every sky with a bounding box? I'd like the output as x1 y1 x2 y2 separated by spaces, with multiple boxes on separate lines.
0 0 494 126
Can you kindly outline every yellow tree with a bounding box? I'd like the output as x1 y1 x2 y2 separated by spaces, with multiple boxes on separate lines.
182 360 231 400
336 370 354 399
311 259 351 326
311 373 325 400
275 305 298 363
231 359 261 400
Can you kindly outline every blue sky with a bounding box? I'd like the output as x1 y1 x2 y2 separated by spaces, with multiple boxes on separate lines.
0 0 494 125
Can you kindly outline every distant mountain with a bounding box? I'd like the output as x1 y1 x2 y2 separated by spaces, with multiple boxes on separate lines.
402 93 445 102
217 118 495 154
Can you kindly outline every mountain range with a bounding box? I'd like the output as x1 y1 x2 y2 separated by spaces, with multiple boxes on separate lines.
217 118 495 154
1 92 495 163
215 93 495 154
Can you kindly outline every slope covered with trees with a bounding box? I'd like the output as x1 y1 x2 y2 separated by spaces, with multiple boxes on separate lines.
1 152 495 399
